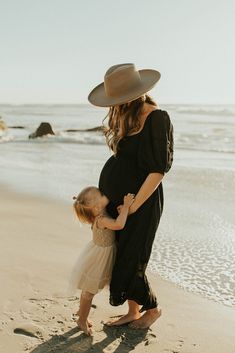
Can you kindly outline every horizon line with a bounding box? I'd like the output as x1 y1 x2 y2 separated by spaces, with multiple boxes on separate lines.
0 102 235 106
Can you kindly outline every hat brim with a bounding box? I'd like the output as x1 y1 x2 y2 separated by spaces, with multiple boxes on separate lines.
88 69 161 107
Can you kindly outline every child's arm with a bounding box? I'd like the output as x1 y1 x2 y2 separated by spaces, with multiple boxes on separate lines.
98 193 134 231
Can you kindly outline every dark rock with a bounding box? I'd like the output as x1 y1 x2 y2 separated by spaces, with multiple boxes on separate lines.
29 122 55 139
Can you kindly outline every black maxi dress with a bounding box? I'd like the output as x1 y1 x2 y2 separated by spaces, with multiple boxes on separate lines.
98 109 174 312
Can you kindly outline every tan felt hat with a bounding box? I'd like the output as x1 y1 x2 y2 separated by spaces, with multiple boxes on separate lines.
88 63 161 107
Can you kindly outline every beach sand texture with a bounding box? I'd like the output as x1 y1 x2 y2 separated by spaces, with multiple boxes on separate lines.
0 186 235 353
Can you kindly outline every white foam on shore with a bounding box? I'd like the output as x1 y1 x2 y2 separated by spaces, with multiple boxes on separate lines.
149 211 235 307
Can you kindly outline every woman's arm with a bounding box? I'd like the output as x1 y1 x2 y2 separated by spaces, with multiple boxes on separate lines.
129 172 164 214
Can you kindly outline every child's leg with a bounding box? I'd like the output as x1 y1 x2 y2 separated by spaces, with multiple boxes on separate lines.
75 291 83 316
75 292 93 327
76 291 94 336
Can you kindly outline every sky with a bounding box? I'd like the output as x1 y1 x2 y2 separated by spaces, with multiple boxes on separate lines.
0 0 234 104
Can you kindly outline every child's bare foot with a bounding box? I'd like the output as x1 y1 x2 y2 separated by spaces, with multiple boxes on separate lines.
129 307 162 329
74 310 93 327
76 318 92 336
105 312 141 326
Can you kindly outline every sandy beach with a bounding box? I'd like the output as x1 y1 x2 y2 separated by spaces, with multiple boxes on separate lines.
0 185 234 353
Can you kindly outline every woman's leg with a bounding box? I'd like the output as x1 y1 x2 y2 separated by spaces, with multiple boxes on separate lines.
128 276 162 329
76 291 94 335
106 300 141 326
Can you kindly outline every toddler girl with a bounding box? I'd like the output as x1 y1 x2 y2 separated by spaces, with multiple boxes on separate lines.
70 186 134 335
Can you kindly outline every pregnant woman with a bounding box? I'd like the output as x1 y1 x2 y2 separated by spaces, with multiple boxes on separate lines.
88 63 174 329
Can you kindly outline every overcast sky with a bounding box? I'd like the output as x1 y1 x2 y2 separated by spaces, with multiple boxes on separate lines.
0 0 234 104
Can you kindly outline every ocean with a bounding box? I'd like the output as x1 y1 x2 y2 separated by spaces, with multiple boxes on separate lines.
0 103 234 307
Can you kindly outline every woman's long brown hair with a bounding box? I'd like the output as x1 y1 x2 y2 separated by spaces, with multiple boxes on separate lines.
103 94 157 154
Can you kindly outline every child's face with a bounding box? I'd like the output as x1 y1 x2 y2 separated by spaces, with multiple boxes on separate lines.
88 189 109 212
98 190 109 209
95 189 109 209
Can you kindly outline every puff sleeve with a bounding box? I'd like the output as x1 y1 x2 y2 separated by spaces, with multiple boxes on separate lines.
138 110 174 175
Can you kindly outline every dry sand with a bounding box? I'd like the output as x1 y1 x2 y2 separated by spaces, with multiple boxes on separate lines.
0 185 234 353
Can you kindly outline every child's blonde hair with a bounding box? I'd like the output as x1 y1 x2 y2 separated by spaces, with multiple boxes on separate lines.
73 186 98 224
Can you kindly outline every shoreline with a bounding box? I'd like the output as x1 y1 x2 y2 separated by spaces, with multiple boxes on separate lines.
0 165 235 307
0 179 234 309
0 186 235 353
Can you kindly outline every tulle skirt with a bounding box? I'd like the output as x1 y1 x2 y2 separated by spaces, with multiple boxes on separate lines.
69 241 116 295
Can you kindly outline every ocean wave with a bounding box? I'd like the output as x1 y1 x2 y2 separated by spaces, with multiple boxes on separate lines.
176 145 235 154
0 109 86 117
1 103 235 118
1 130 235 153
0 103 104 117
0 131 106 145
0 135 14 143
149 211 235 307
1 128 235 154
176 106 235 116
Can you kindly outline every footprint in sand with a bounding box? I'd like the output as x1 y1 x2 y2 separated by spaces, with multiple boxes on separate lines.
169 338 185 353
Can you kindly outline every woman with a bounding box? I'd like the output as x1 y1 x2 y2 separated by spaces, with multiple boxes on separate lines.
88 63 174 329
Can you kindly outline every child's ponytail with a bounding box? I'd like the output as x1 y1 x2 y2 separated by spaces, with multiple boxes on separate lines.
73 187 97 224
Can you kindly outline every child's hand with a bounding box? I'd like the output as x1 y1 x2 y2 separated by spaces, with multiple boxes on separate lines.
123 193 135 208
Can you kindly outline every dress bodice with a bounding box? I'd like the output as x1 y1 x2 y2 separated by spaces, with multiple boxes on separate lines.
99 110 174 205
91 216 115 247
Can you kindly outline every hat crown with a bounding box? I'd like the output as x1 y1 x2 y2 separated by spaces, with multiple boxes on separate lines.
105 63 135 77
104 63 142 98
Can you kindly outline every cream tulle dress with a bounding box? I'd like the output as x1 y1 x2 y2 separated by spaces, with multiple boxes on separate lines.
69 215 116 295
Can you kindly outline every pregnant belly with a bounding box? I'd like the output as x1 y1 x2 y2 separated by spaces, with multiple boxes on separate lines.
99 155 145 205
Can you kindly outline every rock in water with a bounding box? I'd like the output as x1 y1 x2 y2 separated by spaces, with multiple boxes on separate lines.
29 122 55 139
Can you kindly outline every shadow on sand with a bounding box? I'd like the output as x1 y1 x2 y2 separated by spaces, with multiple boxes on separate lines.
30 324 152 353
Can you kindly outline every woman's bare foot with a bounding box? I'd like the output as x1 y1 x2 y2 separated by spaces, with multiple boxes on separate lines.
76 318 93 336
105 312 141 326
129 308 162 329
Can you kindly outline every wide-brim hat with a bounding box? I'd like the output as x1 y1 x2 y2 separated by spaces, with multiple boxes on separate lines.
88 63 161 107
